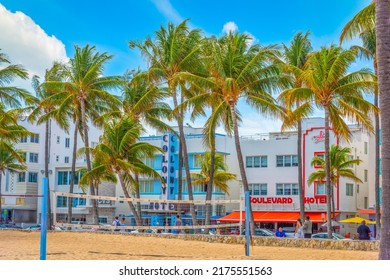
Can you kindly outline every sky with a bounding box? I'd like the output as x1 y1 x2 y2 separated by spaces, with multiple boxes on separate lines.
0 0 372 136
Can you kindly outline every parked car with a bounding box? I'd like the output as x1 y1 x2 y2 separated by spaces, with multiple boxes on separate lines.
280 227 296 238
0 224 22 229
24 225 64 231
130 229 157 234
311 233 349 240
242 228 274 237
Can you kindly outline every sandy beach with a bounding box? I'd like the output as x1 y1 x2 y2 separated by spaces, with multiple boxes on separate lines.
0 230 378 260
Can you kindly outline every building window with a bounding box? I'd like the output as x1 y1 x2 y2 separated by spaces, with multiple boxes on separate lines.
364 142 368 155
28 172 38 183
315 182 326 196
21 136 27 143
313 152 325 168
64 156 69 164
142 157 154 168
193 183 207 192
16 198 25 205
72 196 86 207
57 136 60 144
30 133 39 143
18 172 26 182
276 155 298 167
196 205 206 217
246 156 267 168
364 169 368 182
139 180 154 193
98 217 108 224
57 171 82 185
249 183 267 195
57 196 67 207
65 138 70 148
276 183 298 196
119 196 124 204
29 153 38 163
193 154 202 168
364 197 368 209
346 183 354 196
216 204 226 217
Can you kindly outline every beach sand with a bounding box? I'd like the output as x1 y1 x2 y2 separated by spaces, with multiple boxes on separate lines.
0 231 378 260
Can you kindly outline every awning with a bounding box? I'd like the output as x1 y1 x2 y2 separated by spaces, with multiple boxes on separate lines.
217 211 339 223
358 209 381 215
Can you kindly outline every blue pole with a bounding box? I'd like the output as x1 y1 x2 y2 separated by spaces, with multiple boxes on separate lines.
245 191 250 257
40 177 48 260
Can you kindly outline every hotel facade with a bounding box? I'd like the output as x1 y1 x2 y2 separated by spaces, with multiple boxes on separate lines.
0 117 379 235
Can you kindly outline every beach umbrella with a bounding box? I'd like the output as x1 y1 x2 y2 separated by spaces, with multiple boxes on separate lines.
338 217 376 224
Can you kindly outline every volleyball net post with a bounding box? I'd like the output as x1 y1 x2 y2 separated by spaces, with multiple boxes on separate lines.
39 177 48 260
245 191 250 257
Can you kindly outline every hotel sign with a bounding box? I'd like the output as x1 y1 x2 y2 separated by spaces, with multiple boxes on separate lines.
312 131 325 143
251 196 327 204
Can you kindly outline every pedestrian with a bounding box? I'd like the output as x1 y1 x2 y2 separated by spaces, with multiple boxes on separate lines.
120 217 127 232
295 218 304 238
357 220 371 240
275 227 286 238
174 215 182 234
303 216 312 238
112 216 120 232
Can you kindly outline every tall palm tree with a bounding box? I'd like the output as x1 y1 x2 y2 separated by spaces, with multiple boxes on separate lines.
308 144 362 223
340 1 383 238
279 31 313 222
0 146 26 221
283 45 377 238
45 45 122 224
80 117 163 226
186 32 285 234
129 20 204 226
376 0 390 259
28 63 65 229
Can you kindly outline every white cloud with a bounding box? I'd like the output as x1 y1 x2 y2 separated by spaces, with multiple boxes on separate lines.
0 4 68 90
150 0 185 24
222 21 238 34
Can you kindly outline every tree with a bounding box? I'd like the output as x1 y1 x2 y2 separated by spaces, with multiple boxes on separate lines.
340 0 383 239
279 31 313 222
308 144 362 224
0 145 26 222
376 0 390 259
187 32 285 234
46 45 122 224
80 117 163 226
28 63 65 229
284 45 377 238
129 20 204 226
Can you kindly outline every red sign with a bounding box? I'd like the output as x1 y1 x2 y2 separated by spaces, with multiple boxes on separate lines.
312 131 325 143
251 196 327 204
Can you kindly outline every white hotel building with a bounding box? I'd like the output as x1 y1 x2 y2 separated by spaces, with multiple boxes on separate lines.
0 117 377 235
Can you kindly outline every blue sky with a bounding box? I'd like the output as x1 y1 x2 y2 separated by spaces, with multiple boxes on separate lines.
0 0 372 134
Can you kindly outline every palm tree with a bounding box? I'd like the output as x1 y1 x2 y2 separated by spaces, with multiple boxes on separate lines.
190 152 235 194
0 50 32 109
187 32 285 234
80 117 163 226
0 145 26 222
129 20 204 226
28 63 65 229
340 1 383 239
308 144 362 224
283 45 377 238
279 31 313 222
45 45 122 224
376 0 390 259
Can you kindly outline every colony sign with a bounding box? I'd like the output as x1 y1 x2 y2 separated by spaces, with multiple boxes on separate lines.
251 196 327 204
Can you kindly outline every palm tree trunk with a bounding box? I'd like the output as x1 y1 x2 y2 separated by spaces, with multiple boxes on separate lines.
298 121 305 222
118 172 141 226
135 173 142 223
172 88 197 229
80 99 98 224
324 107 332 238
44 120 52 230
177 143 183 217
205 129 216 233
331 184 335 232
0 172 3 223
67 118 79 224
377 0 390 259
229 102 255 235
374 65 381 238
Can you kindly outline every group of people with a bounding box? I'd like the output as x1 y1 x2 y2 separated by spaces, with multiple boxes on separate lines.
112 216 128 232
275 216 313 238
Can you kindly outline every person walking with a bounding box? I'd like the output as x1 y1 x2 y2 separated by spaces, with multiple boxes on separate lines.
357 220 371 240
295 218 304 238
112 216 121 232
174 215 182 234
303 216 312 238
120 217 127 233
